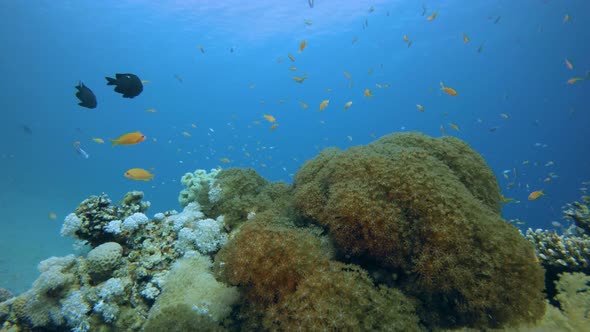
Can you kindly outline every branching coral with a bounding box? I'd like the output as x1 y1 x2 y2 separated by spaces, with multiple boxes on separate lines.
292 132 546 329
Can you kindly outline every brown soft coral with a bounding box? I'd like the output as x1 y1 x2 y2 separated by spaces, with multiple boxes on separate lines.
293 132 546 329
263 262 423 332
213 220 328 305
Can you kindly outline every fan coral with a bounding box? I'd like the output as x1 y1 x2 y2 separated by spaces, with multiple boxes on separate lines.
292 132 546 329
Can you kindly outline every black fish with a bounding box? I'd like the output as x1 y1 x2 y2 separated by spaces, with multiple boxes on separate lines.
105 73 143 98
22 124 32 135
75 81 97 109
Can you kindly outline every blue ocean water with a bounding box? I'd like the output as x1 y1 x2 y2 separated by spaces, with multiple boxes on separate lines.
0 0 588 294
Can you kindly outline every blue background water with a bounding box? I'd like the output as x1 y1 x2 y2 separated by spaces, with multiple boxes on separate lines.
0 0 588 294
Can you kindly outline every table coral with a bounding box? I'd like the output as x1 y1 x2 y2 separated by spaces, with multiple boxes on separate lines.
292 132 546 329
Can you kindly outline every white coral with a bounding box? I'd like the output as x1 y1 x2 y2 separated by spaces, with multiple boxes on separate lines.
61 213 81 237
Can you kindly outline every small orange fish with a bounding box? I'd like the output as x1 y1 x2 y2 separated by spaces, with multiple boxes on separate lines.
440 82 458 96
299 101 308 109
565 58 574 70
343 70 352 80
293 74 308 83
289 66 297 71
563 14 570 23
319 100 329 111
344 101 353 110
48 212 57 220
449 122 460 131
427 11 438 21
403 34 409 42
364 88 374 97
567 77 584 85
111 131 146 146
528 190 544 201
124 168 154 181
299 40 307 52
462 33 470 43
220 158 231 163
416 104 425 112
92 138 104 144
263 114 276 123
270 123 278 131
146 108 157 113
288 53 295 62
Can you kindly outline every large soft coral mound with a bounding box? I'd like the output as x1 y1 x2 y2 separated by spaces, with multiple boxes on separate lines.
213 220 328 305
292 132 546 329
263 262 423 332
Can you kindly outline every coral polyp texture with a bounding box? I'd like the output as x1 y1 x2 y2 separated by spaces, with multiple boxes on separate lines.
292 132 546 329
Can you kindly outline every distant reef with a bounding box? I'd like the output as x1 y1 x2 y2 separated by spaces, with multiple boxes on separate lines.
1 132 588 332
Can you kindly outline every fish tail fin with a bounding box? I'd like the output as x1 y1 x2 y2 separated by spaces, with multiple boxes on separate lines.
105 77 117 85
110 139 117 146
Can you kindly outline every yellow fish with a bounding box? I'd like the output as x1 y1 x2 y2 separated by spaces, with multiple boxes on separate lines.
367 68 374 75
220 158 231 163
416 104 425 112
263 114 276 123
319 100 329 111
289 66 297 71
48 212 57 220
124 168 154 181
92 138 104 144
528 190 544 201
449 122 460 131
427 11 438 21
565 58 574 70
293 74 308 83
182 131 191 137
440 82 458 96
111 131 146 146
299 101 308 109
146 108 157 113
567 77 584 85
270 123 278 131
364 88 374 97
343 70 352 80
344 101 353 110
462 33 470 43
299 40 307 52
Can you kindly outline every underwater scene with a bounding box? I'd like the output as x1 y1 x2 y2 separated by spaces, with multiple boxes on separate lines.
1 0 589 331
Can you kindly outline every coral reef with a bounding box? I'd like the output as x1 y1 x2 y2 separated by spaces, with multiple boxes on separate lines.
7 132 586 332
143 253 239 332
179 167 292 230
292 132 546 329
264 262 423 331
214 220 328 305
525 188 590 307
0 192 231 331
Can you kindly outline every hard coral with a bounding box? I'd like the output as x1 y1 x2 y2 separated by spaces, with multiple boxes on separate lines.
292 132 546 329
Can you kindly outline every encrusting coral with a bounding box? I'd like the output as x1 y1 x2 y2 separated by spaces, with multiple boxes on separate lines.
292 132 546 329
